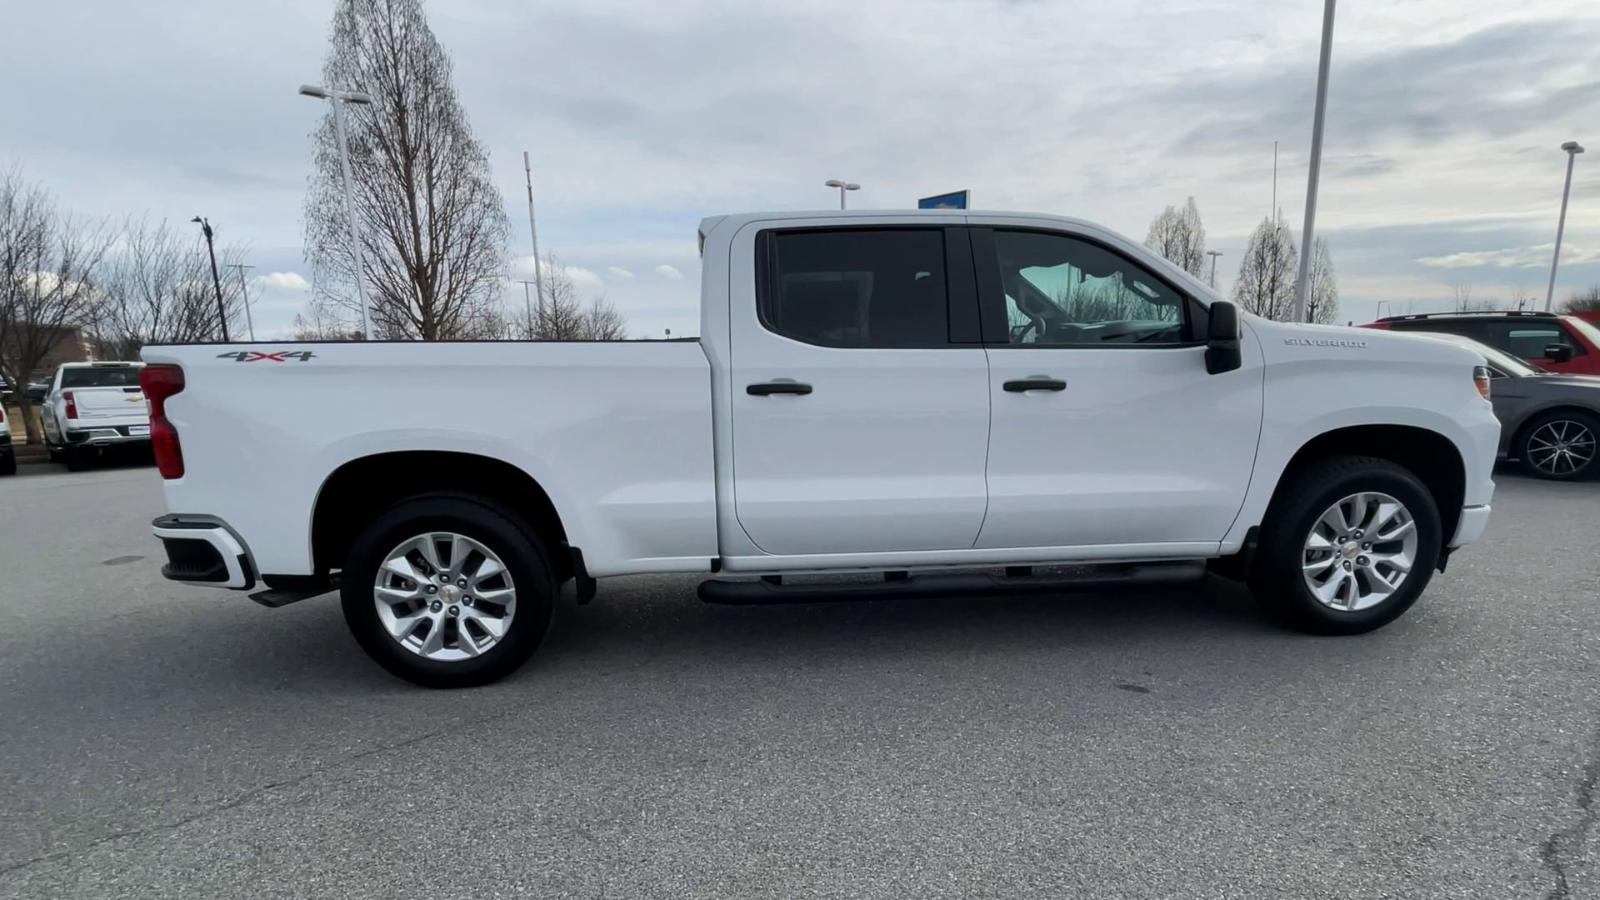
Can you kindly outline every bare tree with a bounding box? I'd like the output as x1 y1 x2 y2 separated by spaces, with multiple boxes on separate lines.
0 171 111 442
1144 197 1207 278
1451 283 1501 312
293 292 365 340
1231 215 1298 321
582 295 627 340
1561 284 1600 315
1508 284 1535 312
514 253 629 340
94 216 246 358
526 253 589 340
305 0 511 341
1304 237 1339 324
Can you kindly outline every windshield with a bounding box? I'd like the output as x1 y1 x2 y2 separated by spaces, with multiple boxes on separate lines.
1432 335 1540 377
60 366 142 388
1567 315 1600 349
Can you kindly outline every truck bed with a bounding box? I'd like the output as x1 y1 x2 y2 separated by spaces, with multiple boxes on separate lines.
140 341 718 578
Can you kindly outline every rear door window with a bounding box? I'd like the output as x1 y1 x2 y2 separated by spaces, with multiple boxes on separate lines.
758 229 950 348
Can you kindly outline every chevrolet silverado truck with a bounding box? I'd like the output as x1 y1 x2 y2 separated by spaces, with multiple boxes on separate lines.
141 210 1499 687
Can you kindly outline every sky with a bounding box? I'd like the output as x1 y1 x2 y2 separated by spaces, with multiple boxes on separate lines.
3 0 1598 338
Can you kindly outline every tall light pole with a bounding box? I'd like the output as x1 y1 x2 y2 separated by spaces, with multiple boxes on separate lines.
1545 140 1586 311
190 217 229 342
824 179 860 210
300 84 374 339
515 279 538 339
523 151 546 330
1207 250 1223 289
226 263 256 341
1291 0 1337 323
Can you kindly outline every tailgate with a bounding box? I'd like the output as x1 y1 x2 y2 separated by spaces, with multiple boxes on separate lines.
71 386 150 419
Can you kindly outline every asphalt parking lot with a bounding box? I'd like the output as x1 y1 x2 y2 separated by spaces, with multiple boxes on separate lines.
1 464 1596 899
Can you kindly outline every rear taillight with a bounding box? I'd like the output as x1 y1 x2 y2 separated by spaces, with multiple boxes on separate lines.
1473 365 1492 401
63 391 78 419
139 364 186 479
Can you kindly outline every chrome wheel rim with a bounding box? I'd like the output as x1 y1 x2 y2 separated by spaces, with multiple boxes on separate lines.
1301 492 1418 612
373 532 516 662
1527 419 1595 477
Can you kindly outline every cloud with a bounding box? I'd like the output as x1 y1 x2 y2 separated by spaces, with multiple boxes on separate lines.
565 265 605 292
254 271 310 291
1416 244 1600 269
655 264 683 281
607 266 635 280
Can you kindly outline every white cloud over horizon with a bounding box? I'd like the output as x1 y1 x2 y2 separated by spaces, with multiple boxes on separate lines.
654 264 684 281
253 271 310 291
1416 243 1600 269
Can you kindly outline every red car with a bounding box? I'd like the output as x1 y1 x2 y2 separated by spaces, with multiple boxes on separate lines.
1364 310 1600 376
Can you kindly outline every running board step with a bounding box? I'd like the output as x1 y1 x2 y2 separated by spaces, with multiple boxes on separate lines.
697 562 1205 605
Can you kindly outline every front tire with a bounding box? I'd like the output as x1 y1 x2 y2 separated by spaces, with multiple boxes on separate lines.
340 493 556 688
1517 410 1599 480
1250 456 1441 635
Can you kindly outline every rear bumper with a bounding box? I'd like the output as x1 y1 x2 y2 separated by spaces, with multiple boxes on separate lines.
1450 504 1491 549
66 425 150 447
152 514 256 589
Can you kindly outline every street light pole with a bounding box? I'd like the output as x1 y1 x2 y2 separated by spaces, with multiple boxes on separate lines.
191 217 230 342
523 152 546 330
300 84 374 339
1292 0 1337 323
1545 140 1586 311
515 279 538 339
1207 250 1223 289
824 179 860 210
226 263 256 341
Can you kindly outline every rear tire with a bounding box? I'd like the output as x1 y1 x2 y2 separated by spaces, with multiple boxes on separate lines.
63 446 89 472
340 492 556 688
1517 409 1599 481
0 454 15 476
1249 456 1441 635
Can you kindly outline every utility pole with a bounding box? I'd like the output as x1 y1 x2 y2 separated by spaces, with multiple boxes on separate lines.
1545 141 1586 311
1271 141 1278 229
523 152 546 328
1292 0 1337 323
1207 250 1223 289
226 263 256 341
191 217 229 342
515 279 538 339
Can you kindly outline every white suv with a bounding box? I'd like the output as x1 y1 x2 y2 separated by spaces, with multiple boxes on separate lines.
41 362 150 470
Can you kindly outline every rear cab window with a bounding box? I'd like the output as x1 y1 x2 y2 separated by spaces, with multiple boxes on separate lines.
61 366 142 388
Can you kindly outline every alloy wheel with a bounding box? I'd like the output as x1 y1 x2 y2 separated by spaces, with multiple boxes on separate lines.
1301 492 1418 612
372 532 517 662
1527 419 1596 477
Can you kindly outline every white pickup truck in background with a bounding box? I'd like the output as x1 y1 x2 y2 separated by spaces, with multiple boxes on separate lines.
141 210 1499 687
41 361 151 470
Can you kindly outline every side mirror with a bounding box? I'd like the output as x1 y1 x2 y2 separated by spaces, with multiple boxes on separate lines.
1205 301 1242 374
1544 343 1573 363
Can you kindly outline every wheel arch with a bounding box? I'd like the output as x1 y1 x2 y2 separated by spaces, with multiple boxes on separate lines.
1509 404 1599 449
310 451 573 581
1271 424 1466 548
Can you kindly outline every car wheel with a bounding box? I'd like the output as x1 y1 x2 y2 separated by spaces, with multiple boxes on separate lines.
1250 455 1441 635
340 492 556 688
1517 410 1599 481
0 454 15 476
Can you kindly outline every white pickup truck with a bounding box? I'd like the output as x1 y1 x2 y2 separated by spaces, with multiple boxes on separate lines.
141 210 1499 687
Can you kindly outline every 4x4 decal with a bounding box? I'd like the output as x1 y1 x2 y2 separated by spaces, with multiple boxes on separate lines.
216 350 316 363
